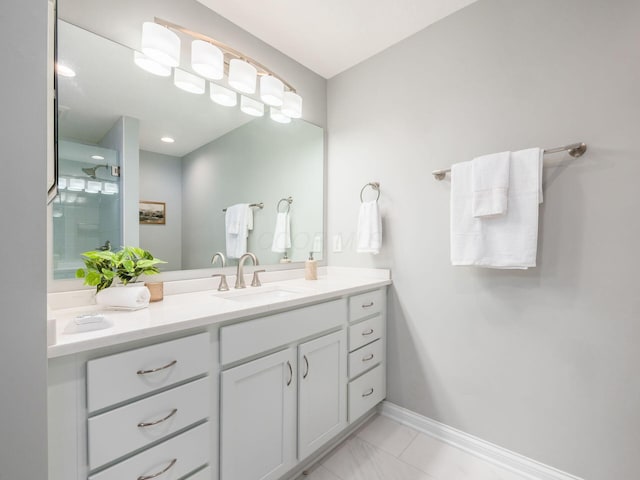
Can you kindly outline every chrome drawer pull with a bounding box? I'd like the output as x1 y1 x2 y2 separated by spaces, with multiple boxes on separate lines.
362 388 374 397
137 458 177 480
137 359 177 375
362 354 374 362
303 355 309 379
137 408 178 428
362 329 374 336
362 302 374 308
286 361 293 386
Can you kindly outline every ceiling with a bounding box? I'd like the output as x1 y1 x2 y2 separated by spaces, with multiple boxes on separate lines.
195 0 479 79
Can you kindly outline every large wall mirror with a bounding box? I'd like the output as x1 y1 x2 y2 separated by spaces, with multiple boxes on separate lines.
52 4 324 280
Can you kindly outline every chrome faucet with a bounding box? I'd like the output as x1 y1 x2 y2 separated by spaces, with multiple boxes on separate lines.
235 252 259 289
211 252 226 267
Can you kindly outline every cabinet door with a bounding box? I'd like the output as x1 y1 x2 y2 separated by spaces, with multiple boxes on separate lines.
220 348 296 480
298 330 347 460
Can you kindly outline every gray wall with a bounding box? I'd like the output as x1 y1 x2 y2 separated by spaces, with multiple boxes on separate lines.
0 0 49 478
139 150 183 270
327 0 640 478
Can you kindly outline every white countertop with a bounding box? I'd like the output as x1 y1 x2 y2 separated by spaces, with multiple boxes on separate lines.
48 267 391 358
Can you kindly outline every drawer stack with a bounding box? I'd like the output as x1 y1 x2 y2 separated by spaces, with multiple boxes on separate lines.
86 333 212 480
347 289 386 422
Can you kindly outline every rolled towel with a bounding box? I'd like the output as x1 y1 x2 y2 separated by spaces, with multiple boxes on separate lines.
95 285 151 309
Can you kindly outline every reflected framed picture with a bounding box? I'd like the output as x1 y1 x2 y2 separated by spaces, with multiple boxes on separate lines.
139 201 166 225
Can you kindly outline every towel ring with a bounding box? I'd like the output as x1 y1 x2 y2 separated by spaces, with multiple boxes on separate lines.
277 196 293 213
360 182 380 203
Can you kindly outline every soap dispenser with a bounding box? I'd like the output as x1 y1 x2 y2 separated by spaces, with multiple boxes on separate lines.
305 252 318 280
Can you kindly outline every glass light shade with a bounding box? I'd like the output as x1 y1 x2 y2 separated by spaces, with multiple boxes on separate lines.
58 177 67 190
270 107 291 124
281 91 303 118
141 22 180 67
85 181 102 194
102 182 119 195
174 69 205 94
260 75 284 106
228 59 257 93
134 51 171 77
68 178 85 191
191 40 224 80
56 63 76 78
240 95 264 117
210 83 237 107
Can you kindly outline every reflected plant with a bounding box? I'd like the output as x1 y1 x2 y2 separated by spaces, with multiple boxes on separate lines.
76 246 166 292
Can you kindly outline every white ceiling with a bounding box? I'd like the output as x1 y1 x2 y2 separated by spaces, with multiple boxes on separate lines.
196 0 479 78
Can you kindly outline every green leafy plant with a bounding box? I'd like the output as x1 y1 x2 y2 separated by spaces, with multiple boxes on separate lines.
76 246 166 292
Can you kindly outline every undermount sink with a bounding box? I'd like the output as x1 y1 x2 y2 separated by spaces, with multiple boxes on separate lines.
215 285 316 304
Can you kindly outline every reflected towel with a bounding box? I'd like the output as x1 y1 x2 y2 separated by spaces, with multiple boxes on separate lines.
225 204 250 259
472 151 510 217
95 285 150 309
271 212 291 253
357 200 382 254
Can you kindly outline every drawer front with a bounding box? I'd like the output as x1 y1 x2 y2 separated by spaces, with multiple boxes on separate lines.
89 422 210 480
349 289 384 323
348 315 383 352
88 377 210 469
348 364 386 423
220 299 347 365
87 333 210 413
348 339 384 379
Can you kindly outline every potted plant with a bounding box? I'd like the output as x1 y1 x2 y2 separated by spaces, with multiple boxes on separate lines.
76 246 166 292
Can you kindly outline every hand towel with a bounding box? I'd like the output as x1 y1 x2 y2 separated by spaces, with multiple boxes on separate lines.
271 212 291 253
357 200 382 254
450 147 543 269
471 151 510 217
95 285 151 309
225 204 249 259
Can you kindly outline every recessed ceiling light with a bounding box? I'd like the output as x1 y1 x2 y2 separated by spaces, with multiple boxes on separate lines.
56 63 76 78
161 136 175 143
91 155 105 160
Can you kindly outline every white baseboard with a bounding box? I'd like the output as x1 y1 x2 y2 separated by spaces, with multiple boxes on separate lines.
378 401 584 480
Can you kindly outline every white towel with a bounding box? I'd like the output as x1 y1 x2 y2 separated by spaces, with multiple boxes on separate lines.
225 203 250 259
95 285 151 309
450 148 543 269
357 200 382 254
271 212 291 253
471 151 510 217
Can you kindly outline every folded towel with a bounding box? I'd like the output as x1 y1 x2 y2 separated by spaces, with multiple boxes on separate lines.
225 204 250 258
95 285 151 309
472 151 510 218
357 200 382 254
271 212 291 253
450 147 543 269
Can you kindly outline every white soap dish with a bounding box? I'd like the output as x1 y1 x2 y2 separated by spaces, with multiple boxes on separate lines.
64 314 113 334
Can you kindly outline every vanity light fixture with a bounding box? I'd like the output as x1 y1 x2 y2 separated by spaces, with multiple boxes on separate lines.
138 18 302 120
133 51 172 77
161 136 175 143
85 181 102 194
270 107 291 124
67 178 85 191
240 95 264 117
102 182 119 195
56 63 76 78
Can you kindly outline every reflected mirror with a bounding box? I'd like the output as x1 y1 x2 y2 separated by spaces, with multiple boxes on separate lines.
53 16 324 279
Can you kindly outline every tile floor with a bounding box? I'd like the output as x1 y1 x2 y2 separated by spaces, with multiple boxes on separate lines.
299 415 529 480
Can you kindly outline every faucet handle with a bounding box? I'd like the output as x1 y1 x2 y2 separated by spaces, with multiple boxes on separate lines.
251 269 266 287
212 273 229 292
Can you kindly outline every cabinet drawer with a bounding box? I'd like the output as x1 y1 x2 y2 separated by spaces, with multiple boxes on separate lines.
87 333 210 413
220 299 346 365
349 289 384 323
348 364 386 423
348 339 383 379
348 315 383 352
88 377 210 469
89 422 210 480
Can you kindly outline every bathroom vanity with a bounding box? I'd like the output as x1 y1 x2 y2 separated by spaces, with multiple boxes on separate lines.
47 267 390 480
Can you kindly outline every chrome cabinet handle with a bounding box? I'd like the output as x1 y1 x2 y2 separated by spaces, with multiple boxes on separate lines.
137 458 177 480
286 361 293 386
137 359 177 375
362 354 374 362
362 301 374 308
303 355 309 379
362 388 374 397
362 329 374 336
137 408 178 428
